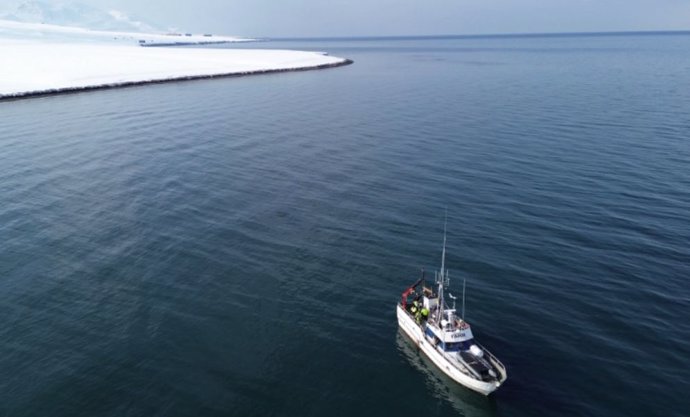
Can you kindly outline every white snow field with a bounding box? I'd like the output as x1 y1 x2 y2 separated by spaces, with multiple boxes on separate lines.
0 20 350 99
0 18 253 45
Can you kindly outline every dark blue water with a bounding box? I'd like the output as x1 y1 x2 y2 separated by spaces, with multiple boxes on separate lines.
1 33 689 417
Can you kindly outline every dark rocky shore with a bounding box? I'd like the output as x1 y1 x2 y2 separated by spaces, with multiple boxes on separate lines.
0 59 353 102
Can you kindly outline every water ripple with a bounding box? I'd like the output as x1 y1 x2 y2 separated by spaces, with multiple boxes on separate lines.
1 35 690 417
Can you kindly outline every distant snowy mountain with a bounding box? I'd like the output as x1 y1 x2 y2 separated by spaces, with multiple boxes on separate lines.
0 1 160 32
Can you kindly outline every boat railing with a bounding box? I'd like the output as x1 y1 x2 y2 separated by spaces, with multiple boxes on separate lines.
477 342 507 380
454 318 470 330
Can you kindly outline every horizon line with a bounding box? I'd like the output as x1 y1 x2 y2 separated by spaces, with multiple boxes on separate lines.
266 29 690 41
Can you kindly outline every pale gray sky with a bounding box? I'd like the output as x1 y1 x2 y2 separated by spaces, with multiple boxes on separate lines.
71 0 690 37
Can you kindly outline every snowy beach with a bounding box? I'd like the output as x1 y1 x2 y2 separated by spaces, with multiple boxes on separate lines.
0 18 351 100
0 38 351 99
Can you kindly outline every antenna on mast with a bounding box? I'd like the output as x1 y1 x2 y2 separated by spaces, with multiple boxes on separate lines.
462 277 466 320
437 209 449 324
441 209 447 275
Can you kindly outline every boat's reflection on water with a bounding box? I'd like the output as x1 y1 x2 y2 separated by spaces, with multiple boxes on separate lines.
396 330 499 417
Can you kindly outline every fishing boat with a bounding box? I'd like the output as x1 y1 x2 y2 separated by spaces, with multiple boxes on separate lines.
396 226 507 395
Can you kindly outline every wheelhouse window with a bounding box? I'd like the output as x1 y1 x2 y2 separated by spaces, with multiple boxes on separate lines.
443 339 475 351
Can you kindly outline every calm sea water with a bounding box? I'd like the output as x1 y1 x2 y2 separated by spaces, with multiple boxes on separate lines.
1 33 689 417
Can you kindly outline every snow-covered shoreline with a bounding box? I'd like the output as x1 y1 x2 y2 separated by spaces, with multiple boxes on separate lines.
0 38 352 100
0 17 352 101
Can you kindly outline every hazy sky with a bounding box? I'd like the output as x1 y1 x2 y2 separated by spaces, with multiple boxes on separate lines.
81 0 690 37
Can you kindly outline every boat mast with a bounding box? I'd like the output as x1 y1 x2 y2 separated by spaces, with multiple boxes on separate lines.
441 212 447 274
437 212 448 323
462 277 466 320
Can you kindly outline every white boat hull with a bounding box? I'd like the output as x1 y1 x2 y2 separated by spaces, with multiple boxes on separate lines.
396 305 502 396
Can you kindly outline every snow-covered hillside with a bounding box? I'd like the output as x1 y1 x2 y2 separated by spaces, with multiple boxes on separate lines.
0 1 352 100
0 0 159 32
0 19 252 45
0 1 252 46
